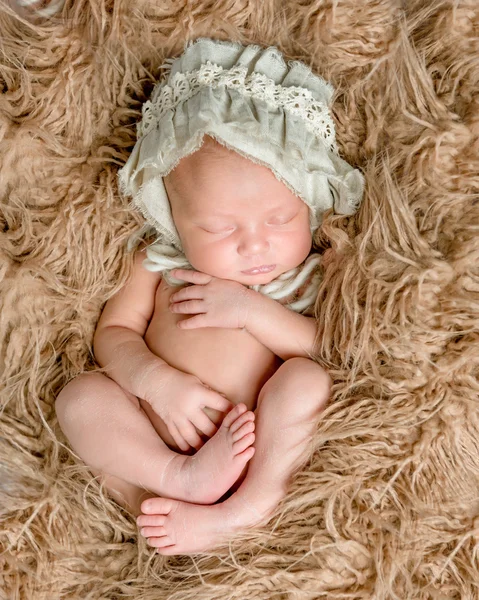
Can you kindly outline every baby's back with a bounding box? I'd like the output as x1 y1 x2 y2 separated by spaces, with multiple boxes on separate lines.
142 278 281 449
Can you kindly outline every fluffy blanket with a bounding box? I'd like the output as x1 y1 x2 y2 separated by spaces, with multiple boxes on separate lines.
1 1 478 598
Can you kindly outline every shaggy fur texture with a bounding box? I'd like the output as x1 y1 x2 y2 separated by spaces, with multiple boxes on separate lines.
1 1 478 598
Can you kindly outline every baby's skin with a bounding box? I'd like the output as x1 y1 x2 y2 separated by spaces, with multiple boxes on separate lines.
56 136 331 555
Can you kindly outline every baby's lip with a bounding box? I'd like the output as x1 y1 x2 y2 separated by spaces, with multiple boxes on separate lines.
241 264 276 275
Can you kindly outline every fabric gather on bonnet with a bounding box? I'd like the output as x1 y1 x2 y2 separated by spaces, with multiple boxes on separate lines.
118 37 365 314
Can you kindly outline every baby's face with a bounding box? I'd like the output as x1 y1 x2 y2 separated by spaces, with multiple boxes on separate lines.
164 137 312 286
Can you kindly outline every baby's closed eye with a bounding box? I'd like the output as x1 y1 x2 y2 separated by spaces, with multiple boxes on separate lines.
267 213 297 226
201 227 235 234
199 212 298 233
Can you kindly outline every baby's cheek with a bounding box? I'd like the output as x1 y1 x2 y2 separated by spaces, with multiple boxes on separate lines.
186 242 230 276
182 240 207 268
285 229 312 264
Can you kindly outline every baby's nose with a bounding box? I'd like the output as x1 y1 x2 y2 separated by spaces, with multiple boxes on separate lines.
237 231 270 257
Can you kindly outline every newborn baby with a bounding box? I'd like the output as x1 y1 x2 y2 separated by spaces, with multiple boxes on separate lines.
56 136 331 554
55 38 364 556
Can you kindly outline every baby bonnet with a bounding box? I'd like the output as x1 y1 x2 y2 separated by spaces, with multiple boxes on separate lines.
118 37 364 252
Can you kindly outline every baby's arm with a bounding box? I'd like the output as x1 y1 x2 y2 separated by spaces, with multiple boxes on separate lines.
243 291 318 361
93 250 170 400
167 269 317 361
93 252 234 450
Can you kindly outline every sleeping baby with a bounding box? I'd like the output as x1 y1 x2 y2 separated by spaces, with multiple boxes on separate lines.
55 38 364 555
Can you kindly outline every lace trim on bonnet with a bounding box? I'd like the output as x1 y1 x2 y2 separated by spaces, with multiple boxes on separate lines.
139 60 338 156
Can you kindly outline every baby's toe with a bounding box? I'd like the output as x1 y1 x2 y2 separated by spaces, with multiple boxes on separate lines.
141 497 174 515
140 526 166 538
232 420 255 442
148 535 175 549
222 403 248 428
233 432 255 455
137 514 166 527
228 410 255 434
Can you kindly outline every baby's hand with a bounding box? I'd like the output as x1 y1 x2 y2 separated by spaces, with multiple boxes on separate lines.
144 366 234 451
168 269 252 330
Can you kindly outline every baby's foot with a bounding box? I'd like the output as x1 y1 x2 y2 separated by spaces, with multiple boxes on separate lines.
137 495 265 555
162 403 255 504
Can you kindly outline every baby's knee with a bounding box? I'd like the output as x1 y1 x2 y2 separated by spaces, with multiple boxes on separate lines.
55 372 114 427
261 357 331 418
277 357 330 396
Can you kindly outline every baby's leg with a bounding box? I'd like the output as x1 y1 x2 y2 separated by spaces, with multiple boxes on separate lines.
55 372 255 509
90 472 156 516
137 358 331 554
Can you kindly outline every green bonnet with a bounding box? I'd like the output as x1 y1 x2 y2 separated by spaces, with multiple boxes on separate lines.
119 37 364 252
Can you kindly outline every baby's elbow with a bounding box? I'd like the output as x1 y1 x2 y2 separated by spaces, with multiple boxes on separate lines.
92 323 138 366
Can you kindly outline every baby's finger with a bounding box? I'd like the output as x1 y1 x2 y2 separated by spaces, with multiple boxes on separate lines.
192 411 218 438
167 423 190 452
169 286 203 303
204 390 235 413
170 299 205 314
180 421 204 450
170 269 212 285
177 315 209 329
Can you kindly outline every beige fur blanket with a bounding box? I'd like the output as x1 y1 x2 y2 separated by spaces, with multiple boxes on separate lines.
1 1 478 598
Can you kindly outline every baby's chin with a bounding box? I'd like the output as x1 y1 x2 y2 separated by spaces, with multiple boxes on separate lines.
224 265 289 286
236 271 278 286
190 263 297 285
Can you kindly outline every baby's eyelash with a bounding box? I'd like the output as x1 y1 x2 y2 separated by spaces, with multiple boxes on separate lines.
200 214 296 233
268 215 295 225
202 227 234 234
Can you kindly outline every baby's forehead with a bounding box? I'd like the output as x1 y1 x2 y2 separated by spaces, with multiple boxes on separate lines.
172 138 278 185
184 191 306 219
168 140 307 214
